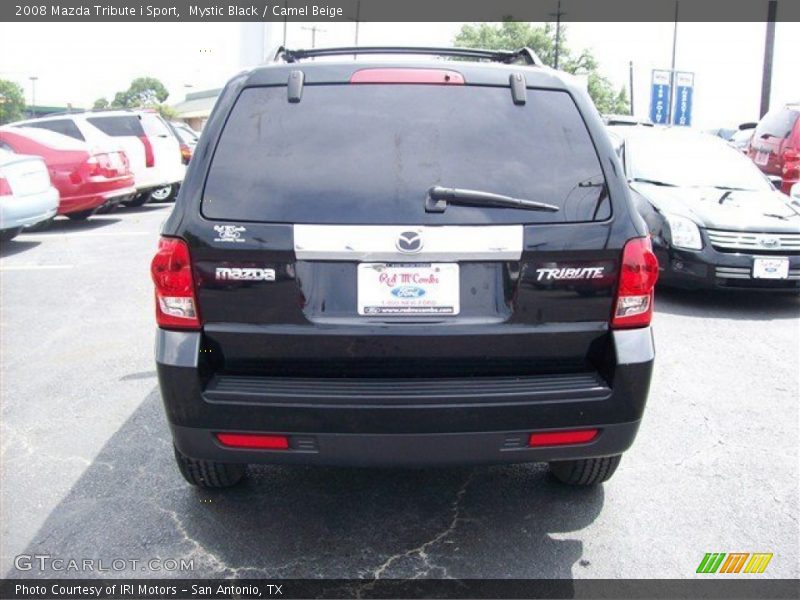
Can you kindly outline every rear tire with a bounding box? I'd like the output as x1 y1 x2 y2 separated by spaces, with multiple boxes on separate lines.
173 445 246 488
122 193 150 208
150 184 177 203
549 455 622 486
66 209 95 221
0 227 22 242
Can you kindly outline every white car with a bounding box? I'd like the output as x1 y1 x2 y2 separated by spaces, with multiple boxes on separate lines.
792 183 799 200
0 148 59 242
13 110 185 206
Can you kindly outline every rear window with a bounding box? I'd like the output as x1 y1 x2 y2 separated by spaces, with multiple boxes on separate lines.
754 107 799 140
202 85 610 224
87 115 145 137
23 119 84 141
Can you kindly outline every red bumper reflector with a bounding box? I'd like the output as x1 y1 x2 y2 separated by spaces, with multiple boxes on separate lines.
215 433 289 450
529 429 599 447
350 68 465 85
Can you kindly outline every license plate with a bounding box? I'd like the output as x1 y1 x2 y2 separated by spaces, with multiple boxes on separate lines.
754 150 770 166
752 257 789 279
357 263 459 316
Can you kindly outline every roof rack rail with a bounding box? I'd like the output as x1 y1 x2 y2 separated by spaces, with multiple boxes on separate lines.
275 46 543 66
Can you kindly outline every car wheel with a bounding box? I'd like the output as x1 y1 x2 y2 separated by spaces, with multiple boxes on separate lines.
24 217 54 232
549 455 622 485
173 445 246 488
66 209 95 221
122 193 150 208
95 203 117 215
150 185 177 203
0 227 22 242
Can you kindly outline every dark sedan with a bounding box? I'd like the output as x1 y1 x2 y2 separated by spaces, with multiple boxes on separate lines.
609 127 800 292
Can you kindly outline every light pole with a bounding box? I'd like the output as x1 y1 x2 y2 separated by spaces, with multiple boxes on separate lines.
550 0 566 70
760 0 778 117
29 76 38 118
301 25 325 49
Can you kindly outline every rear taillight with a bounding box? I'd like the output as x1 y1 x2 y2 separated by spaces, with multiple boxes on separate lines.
611 237 659 329
139 135 155 168
180 143 192 165
0 175 11 196
150 237 200 329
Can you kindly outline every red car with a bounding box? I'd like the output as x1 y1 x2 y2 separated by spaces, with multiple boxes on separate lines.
0 126 136 221
747 102 800 195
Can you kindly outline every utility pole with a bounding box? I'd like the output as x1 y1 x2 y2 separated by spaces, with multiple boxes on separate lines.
29 76 38 118
629 61 635 116
282 1 288 47
347 0 361 59
301 25 325 49
550 0 566 70
760 0 778 117
666 1 679 126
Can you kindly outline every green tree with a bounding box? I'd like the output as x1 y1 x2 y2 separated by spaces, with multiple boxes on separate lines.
0 79 26 125
93 97 109 110
454 22 630 115
111 77 170 109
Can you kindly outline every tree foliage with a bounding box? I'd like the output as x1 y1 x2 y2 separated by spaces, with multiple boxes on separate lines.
111 77 170 110
454 22 630 115
0 79 26 125
93 97 109 110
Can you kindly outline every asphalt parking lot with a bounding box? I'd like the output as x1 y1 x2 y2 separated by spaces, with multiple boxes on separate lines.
1 206 798 580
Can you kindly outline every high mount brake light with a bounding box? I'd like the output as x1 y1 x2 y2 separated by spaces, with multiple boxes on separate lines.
612 237 659 329
349 68 465 85
150 237 200 329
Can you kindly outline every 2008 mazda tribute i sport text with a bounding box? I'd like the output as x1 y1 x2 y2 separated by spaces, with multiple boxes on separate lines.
151 46 658 489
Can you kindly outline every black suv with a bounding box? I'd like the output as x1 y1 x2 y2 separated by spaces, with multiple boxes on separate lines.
152 47 658 489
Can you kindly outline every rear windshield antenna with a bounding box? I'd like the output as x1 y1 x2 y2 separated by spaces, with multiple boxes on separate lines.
288 70 304 103
510 73 527 105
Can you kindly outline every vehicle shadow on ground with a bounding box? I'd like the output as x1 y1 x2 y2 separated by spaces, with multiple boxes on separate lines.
0 240 41 258
655 286 800 320
7 390 603 583
116 203 173 215
21 217 122 235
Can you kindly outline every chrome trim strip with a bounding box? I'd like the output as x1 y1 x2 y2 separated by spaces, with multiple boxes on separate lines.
293 225 524 261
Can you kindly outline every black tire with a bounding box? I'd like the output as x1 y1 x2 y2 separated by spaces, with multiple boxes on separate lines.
0 227 22 242
122 193 150 208
549 455 622 486
173 445 246 488
25 217 54 232
150 184 178 203
95 203 117 215
66 209 95 221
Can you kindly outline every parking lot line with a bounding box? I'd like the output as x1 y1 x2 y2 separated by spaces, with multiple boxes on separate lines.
0 264 75 271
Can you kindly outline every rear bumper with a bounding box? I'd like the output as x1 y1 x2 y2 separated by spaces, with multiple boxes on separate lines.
0 187 59 230
59 185 136 215
156 327 655 467
171 420 642 467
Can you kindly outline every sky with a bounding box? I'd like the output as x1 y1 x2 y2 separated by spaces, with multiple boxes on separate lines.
0 20 797 129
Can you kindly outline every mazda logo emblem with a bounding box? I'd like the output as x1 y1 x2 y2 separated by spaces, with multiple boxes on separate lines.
396 231 423 253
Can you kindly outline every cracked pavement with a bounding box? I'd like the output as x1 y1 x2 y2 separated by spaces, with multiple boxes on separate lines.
1 205 798 579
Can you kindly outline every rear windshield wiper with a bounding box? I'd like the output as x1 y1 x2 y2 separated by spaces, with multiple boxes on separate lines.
630 178 678 187
425 186 560 213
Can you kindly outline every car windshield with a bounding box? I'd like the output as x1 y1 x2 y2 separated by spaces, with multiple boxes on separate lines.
628 134 772 191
